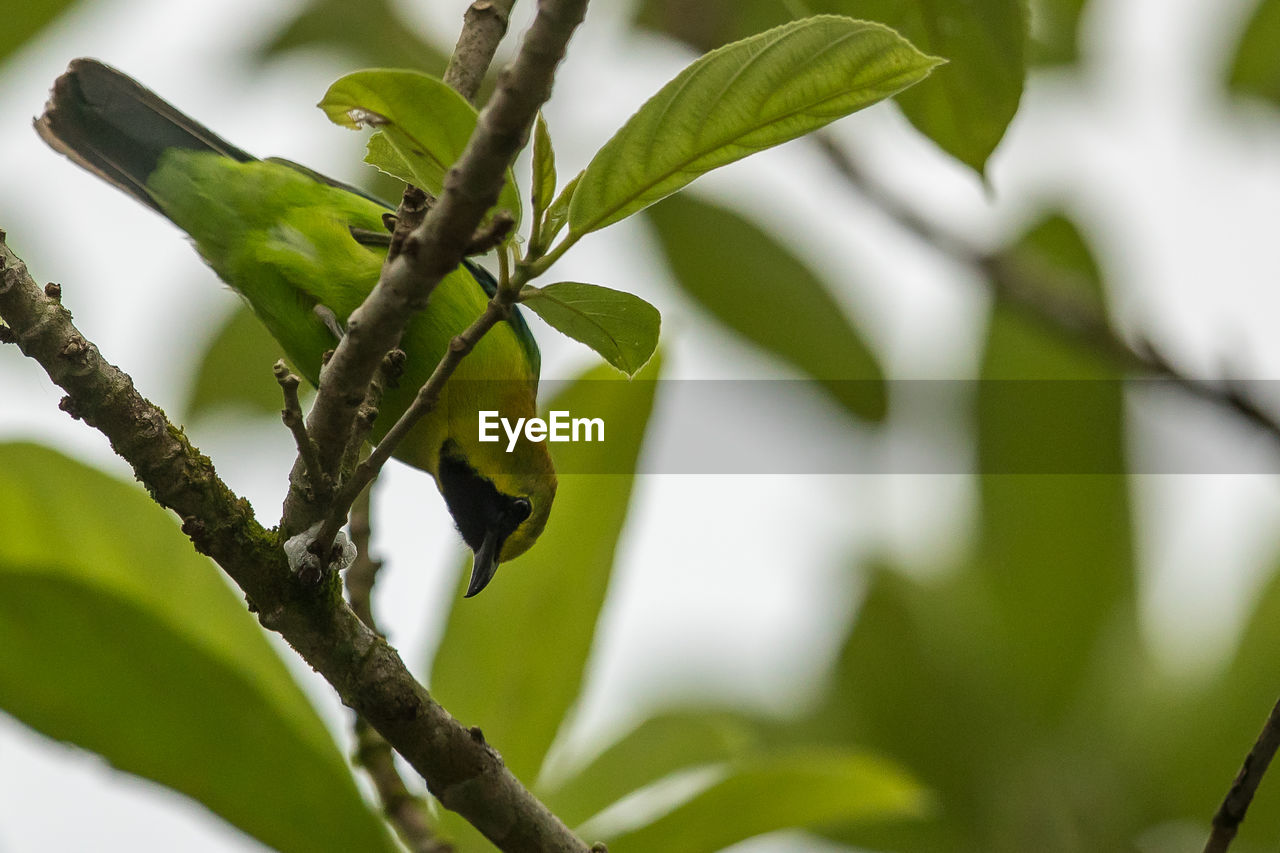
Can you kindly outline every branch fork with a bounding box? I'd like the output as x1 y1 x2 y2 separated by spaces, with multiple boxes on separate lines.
0 0 599 849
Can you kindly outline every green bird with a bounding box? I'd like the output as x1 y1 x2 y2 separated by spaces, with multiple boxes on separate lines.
36 58 556 597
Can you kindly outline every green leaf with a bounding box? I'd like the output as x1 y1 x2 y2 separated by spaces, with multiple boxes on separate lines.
1132 561 1280 844
0 0 81 66
427 357 662 786
632 0 786 52
1030 0 1089 66
803 218 1139 851
363 131 414 184
319 69 521 229
629 1 1024 175
543 171 580 249
646 192 886 420
809 567 1011 852
976 214 1133 718
185 302 290 420
569 15 940 235
257 0 449 74
597 749 929 853
1228 0 1280 105
0 443 395 853
531 112 558 226
545 710 767 827
820 0 1027 175
520 282 660 376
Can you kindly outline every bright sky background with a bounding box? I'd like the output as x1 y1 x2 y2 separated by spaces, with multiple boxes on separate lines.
3 0 1280 850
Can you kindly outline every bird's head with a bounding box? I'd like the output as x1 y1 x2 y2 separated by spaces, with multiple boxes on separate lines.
437 438 556 597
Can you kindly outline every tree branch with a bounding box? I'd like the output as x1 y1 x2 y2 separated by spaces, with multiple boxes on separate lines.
0 234 591 851
345 482 450 853
319 288 516 544
1203 696 1280 853
281 0 590 545
814 133 1280 446
444 0 518 104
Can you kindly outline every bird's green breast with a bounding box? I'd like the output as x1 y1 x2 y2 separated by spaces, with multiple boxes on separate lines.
147 151 539 475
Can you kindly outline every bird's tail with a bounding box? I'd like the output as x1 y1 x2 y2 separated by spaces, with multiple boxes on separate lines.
35 58 255 215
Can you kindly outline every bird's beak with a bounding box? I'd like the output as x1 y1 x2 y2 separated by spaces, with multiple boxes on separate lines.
465 526 504 598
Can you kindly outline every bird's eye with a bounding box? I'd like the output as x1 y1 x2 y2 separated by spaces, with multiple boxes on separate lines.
511 497 532 524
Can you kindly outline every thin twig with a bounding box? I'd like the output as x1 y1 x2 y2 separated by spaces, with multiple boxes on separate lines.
814 132 1280 447
0 235 591 851
274 361 329 499
444 0 518 104
280 0 590 548
345 481 384 628
355 716 451 853
321 292 515 544
345 482 450 853
1203 696 1280 853
816 133 1280 852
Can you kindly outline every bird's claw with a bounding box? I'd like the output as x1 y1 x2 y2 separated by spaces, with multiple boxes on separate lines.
283 523 357 584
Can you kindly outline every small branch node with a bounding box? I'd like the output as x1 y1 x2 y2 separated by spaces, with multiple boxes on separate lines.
382 348 407 386
0 261 26 294
275 360 327 495
57 394 83 420
180 515 207 542
58 334 89 362
465 212 516 256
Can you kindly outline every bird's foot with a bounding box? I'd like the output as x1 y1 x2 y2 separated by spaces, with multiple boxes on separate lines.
313 304 346 341
283 522 356 585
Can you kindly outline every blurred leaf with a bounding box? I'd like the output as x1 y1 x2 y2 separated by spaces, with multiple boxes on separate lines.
569 16 940 235
630 1 1023 176
0 443 395 853
976 214 1133 719
545 710 767 827
803 214 1144 851
258 0 448 74
428 357 662 788
1122 559 1280 850
520 282 660 376
598 748 929 853
1228 0 1280 105
186 302 289 420
319 69 521 229
0 0 81 66
531 113 558 227
1031 0 1090 65
646 192 886 420
632 0 786 51
822 0 1027 175
810 567 1010 851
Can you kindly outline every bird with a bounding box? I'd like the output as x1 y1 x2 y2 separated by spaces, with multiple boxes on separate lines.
36 58 556 597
